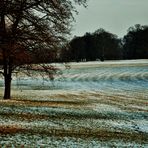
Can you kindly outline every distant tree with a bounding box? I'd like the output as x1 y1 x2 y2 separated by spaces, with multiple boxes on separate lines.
123 24 148 59
59 44 71 62
83 32 94 61
68 36 86 61
92 29 122 60
0 0 87 99
63 28 122 62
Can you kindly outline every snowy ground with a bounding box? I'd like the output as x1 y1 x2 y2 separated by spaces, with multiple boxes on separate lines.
0 60 148 147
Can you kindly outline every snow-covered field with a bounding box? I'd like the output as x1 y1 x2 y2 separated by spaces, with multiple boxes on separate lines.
0 60 148 147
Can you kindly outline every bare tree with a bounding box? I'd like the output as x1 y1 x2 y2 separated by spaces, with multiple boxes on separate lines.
0 0 87 99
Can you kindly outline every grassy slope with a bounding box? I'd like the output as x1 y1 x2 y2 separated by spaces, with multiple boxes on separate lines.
0 89 147 147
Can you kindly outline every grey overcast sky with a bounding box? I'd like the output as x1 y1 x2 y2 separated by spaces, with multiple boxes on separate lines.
71 0 148 38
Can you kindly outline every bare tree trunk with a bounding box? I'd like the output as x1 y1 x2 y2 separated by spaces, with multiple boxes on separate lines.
0 1 12 99
3 57 12 100
4 74 11 99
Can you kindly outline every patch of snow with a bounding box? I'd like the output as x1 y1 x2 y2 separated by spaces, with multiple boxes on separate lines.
93 103 123 113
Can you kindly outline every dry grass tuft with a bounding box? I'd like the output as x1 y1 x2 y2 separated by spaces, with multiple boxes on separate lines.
0 125 25 134
0 99 89 109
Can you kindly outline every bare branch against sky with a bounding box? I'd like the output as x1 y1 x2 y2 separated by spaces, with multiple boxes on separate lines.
72 0 148 38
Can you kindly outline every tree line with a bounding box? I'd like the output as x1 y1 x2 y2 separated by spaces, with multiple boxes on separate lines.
60 24 148 62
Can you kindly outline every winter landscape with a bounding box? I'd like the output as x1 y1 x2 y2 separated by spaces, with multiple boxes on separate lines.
0 59 148 147
1 0 148 147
